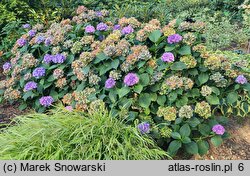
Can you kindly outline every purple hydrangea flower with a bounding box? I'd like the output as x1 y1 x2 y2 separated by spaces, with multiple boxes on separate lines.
39 96 54 107
105 78 116 89
97 22 108 31
235 75 247 84
43 54 53 64
52 54 66 64
65 106 73 111
122 26 134 35
45 37 52 46
85 25 95 33
32 67 46 78
124 73 139 86
35 36 45 44
22 24 31 29
17 38 27 47
167 34 183 44
161 52 175 62
95 11 103 17
28 30 36 37
212 124 225 135
113 24 121 30
138 122 150 134
3 62 11 71
98 35 105 41
24 81 37 92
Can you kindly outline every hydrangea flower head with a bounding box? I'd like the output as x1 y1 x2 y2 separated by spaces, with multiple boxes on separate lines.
28 30 36 37
17 38 27 47
212 124 225 135
43 54 53 64
24 81 37 92
39 96 54 107
45 37 52 46
3 62 11 71
35 36 45 44
124 73 139 86
122 26 134 35
167 34 182 44
161 52 174 62
95 11 103 17
105 78 116 89
52 53 66 64
22 24 31 29
85 25 95 33
113 24 121 30
96 22 108 31
235 75 247 84
138 122 150 134
65 106 73 111
32 67 46 78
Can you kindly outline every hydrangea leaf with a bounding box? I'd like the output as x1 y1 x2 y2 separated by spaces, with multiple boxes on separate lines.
171 132 181 139
206 95 220 105
164 45 175 52
226 92 238 104
149 30 162 43
211 136 223 147
170 61 187 70
94 52 108 64
187 117 200 128
211 86 220 95
117 87 130 98
168 92 177 102
19 103 27 111
167 140 182 156
157 95 166 106
180 124 191 137
184 141 198 154
133 84 143 94
198 124 211 136
139 73 150 86
175 96 188 108
178 45 191 55
111 59 119 69
198 72 209 85
197 140 209 156
139 93 151 108
182 136 191 144
23 91 33 101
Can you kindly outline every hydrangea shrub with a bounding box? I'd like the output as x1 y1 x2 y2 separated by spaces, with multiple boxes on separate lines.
1 6 250 156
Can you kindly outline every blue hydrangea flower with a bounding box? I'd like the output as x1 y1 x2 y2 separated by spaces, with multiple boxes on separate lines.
96 22 108 31
39 96 54 107
138 122 150 134
24 81 37 92
32 67 46 78
52 54 66 64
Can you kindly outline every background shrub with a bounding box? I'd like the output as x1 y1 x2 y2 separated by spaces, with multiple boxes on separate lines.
0 0 250 53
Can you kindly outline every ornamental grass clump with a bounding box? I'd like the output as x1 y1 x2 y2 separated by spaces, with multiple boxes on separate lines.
0 105 168 160
0 6 249 156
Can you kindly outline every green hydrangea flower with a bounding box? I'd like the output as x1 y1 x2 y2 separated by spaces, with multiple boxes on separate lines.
157 106 177 121
200 85 212 97
178 105 193 119
180 55 197 68
194 101 211 119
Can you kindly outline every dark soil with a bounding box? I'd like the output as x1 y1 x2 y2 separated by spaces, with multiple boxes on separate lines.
0 102 31 127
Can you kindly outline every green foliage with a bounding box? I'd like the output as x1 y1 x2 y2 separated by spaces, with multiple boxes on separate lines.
0 106 168 160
